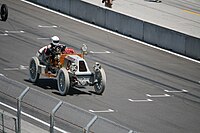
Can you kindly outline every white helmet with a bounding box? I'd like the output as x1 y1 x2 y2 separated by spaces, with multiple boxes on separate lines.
51 36 59 46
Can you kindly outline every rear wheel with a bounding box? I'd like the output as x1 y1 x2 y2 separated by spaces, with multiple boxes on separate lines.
29 57 40 83
94 68 106 95
1 4 8 21
57 68 70 96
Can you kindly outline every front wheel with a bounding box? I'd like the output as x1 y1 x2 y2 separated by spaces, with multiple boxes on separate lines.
1 4 8 21
29 57 40 83
57 68 70 96
94 68 106 95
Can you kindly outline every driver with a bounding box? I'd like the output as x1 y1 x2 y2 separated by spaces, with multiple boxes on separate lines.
36 36 66 64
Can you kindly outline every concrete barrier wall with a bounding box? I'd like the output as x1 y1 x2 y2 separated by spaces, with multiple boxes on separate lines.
27 0 200 60
70 1 106 27
49 0 70 14
143 22 186 55
185 36 200 59
105 11 144 40
29 0 70 14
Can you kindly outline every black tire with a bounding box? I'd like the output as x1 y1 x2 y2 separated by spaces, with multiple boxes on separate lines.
1 4 8 21
29 57 40 83
57 68 70 96
94 68 106 95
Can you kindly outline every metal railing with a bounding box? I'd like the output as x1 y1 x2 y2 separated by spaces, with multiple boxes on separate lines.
0 74 134 133
0 110 17 133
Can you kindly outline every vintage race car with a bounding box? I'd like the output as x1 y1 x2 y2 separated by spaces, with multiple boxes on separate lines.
29 44 106 95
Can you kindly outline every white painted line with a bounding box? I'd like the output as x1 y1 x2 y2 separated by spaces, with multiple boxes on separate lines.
90 51 111 54
4 65 29 71
38 25 57 28
37 37 50 40
4 68 19 71
89 109 114 113
0 33 8 36
19 65 29 70
105 51 111 53
164 89 188 93
0 73 5 76
0 101 70 133
128 98 153 102
20 0 200 64
5 30 25 33
146 93 170 97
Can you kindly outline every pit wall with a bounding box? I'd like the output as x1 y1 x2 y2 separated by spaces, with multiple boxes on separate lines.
28 0 200 60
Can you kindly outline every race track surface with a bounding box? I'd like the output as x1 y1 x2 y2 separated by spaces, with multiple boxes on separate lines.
0 0 200 133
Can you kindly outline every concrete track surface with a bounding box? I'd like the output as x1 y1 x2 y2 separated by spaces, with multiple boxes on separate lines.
0 0 200 133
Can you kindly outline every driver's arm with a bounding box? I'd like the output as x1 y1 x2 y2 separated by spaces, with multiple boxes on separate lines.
61 45 66 53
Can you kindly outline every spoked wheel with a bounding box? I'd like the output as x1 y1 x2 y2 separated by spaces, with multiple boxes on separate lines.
94 68 106 95
57 68 70 96
29 57 40 83
1 4 8 21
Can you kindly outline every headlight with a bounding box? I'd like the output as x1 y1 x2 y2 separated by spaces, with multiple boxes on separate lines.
70 63 78 73
93 62 101 72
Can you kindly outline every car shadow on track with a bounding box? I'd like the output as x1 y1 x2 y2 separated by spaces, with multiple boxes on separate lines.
52 88 92 96
24 78 92 96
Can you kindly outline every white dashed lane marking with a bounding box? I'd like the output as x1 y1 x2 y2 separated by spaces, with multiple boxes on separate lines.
128 98 153 102
5 30 25 33
90 51 111 54
164 89 188 93
4 68 19 71
4 65 28 71
146 94 170 98
38 25 57 28
0 33 8 36
37 37 50 40
89 109 114 113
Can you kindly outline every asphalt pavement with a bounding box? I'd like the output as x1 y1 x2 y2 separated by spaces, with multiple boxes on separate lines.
0 0 200 133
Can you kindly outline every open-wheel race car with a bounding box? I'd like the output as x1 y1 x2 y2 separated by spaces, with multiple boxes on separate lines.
29 44 106 95
0 4 8 21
